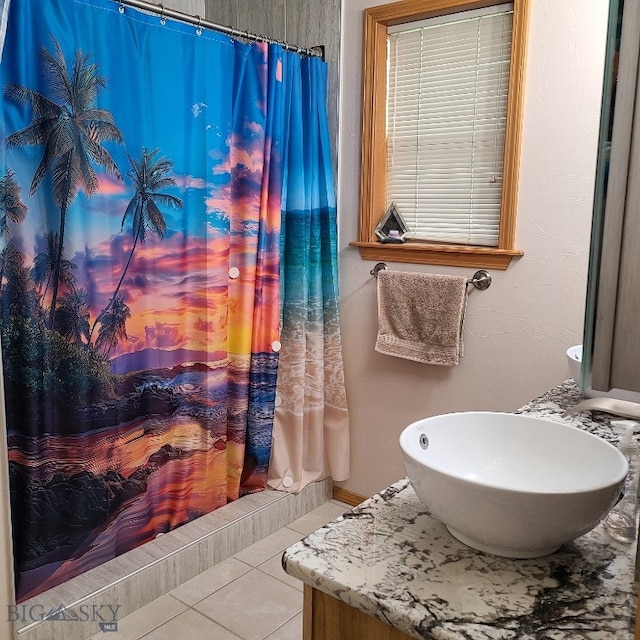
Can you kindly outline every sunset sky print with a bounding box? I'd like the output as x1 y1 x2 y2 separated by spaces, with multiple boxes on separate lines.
2 0 282 361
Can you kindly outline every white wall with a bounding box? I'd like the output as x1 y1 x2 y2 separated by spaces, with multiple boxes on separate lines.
337 0 610 497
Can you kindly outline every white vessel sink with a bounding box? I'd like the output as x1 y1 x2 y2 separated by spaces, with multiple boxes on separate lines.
399 412 627 558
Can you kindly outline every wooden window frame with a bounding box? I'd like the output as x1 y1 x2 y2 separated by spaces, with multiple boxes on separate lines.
350 0 531 270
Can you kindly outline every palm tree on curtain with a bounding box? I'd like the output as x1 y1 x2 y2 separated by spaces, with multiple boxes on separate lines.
0 169 28 293
0 169 27 237
89 148 182 342
55 285 91 346
4 36 123 329
0 243 23 316
95 294 130 355
1 244 38 322
31 231 77 308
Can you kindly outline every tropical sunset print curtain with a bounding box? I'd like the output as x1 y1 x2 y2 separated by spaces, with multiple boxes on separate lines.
0 0 290 601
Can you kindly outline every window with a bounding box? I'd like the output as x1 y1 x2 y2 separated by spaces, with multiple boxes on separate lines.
352 0 530 269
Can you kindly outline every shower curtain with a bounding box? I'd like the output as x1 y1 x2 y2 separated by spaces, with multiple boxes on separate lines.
0 0 348 603
269 54 350 493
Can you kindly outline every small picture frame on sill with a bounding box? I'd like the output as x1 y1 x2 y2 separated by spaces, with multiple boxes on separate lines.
375 202 409 244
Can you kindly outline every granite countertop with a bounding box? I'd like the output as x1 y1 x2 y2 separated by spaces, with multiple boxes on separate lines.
282 380 638 639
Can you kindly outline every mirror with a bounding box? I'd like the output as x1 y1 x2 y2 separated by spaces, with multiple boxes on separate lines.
583 0 640 401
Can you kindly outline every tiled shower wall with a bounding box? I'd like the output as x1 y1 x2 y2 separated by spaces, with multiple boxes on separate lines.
164 0 206 15
204 0 341 176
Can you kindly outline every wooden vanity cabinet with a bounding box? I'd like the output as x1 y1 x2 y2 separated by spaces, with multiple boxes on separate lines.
303 584 415 640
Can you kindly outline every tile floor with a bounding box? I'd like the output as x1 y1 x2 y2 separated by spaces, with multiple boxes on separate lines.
89 500 349 640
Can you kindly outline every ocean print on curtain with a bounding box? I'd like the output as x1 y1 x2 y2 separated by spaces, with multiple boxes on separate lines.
269 52 350 493
1 0 282 601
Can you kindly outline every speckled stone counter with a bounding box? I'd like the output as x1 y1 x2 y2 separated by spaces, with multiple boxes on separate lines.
283 381 638 639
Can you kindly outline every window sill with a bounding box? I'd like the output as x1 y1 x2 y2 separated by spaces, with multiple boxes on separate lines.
349 241 523 270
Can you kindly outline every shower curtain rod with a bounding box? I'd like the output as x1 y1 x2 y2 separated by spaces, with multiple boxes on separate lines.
113 0 324 58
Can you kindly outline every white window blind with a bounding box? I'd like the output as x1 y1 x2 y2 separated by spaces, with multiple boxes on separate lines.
386 6 513 246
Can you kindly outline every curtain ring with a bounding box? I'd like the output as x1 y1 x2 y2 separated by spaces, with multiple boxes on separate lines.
118 2 125 14
196 15 202 36
159 4 166 25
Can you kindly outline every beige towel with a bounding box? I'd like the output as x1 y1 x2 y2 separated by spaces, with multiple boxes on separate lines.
375 270 468 366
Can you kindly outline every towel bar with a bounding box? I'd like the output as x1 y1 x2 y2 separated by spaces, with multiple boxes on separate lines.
370 262 389 277
369 262 492 291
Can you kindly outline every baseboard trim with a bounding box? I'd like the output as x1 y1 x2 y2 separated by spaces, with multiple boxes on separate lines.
332 486 367 506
